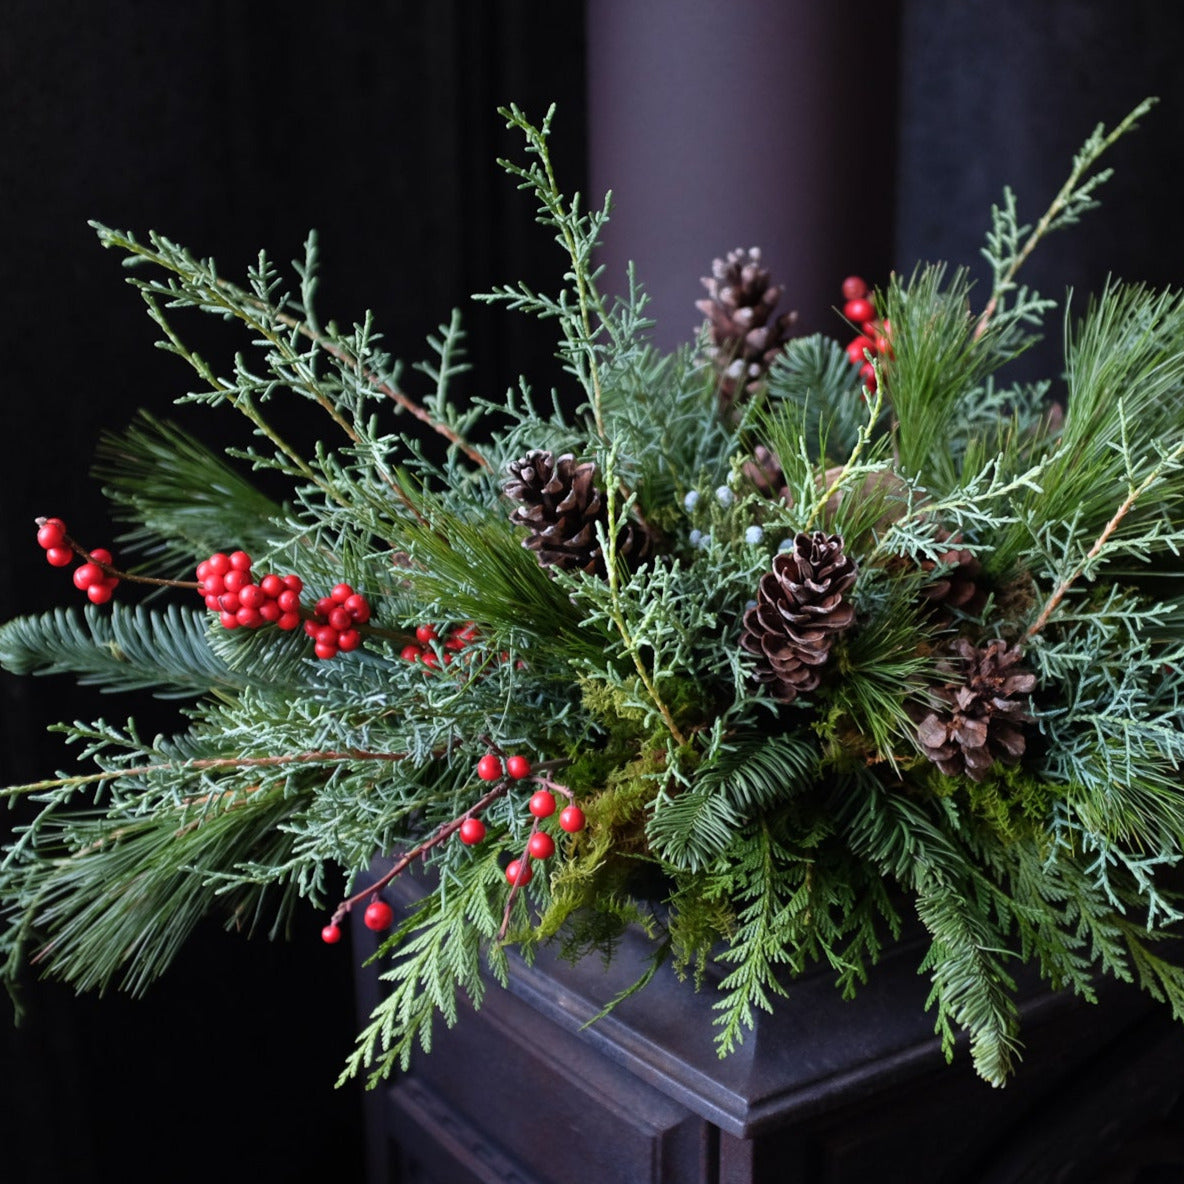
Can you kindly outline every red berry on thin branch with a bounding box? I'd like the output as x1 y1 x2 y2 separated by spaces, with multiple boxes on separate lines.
506 755 531 780
363 899 394 932
477 753 503 782
559 805 586 833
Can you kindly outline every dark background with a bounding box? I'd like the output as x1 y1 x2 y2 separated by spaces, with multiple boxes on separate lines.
4 3 1184 1181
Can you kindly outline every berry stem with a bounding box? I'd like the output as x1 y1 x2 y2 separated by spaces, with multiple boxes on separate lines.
525 774 575 802
330 780 512 926
1 746 430 798
497 817 540 941
36 518 199 590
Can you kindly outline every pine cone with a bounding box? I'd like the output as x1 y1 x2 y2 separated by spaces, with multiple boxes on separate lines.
739 532 857 702
742 444 790 502
919 536 988 621
504 450 650 576
697 247 797 416
913 638 1035 782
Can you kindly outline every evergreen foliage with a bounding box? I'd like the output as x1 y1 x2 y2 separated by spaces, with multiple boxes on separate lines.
3 97 1183 1090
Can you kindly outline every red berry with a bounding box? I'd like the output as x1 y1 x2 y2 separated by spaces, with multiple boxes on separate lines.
327 606 352 631
528 831 555 860
336 628 362 653
206 553 231 576
37 520 66 549
321 923 343 945
477 753 503 782
314 641 338 660
219 611 240 630
282 573 303 593
458 817 486 845
218 591 241 614
238 583 264 610
73 563 103 590
258 600 282 623
277 589 300 613
223 569 249 594
344 594 370 623
505 755 531 780
236 606 263 629
841 275 868 302
87 583 114 605
859 361 877 391
401 644 423 663
88 548 113 566
45 547 73 567
314 596 335 618
331 582 353 604
559 805 586 833
204 594 222 611
505 859 533 886
845 336 875 365
259 573 284 599
277 611 301 631
528 790 556 819
415 623 438 645
844 297 875 324
229 550 252 571
363 899 394 932
420 650 440 669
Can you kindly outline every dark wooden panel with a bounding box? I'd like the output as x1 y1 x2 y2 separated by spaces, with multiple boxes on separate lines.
388 965 710 1184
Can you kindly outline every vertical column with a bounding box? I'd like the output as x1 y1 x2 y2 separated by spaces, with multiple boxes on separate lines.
586 0 900 347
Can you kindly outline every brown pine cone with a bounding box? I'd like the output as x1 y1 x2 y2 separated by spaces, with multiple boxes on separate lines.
739 531 857 702
919 535 988 620
505 450 650 576
913 638 1036 782
742 445 790 502
697 247 797 416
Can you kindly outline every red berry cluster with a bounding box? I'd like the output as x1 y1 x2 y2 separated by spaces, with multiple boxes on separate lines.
840 275 892 393
196 551 304 633
36 519 121 604
464 752 586 886
400 621 479 669
304 583 371 660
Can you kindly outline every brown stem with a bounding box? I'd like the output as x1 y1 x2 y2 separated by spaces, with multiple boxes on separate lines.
261 302 491 471
7 747 421 797
526 774 574 802
1025 448 1183 638
38 519 199 590
332 779 512 926
497 817 540 941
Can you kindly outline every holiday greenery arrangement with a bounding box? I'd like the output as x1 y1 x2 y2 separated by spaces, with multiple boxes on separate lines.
3 99 1183 1090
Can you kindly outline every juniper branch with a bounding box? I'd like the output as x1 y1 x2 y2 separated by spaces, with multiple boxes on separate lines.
974 97 1156 337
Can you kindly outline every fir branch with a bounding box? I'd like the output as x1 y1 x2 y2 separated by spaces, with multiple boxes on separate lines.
0 603 238 699
339 855 510 1085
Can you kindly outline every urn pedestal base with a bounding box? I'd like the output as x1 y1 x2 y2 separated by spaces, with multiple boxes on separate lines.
354 876 1184 1183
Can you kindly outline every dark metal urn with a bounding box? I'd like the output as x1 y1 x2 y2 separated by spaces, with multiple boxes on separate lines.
353 872 1184 1184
